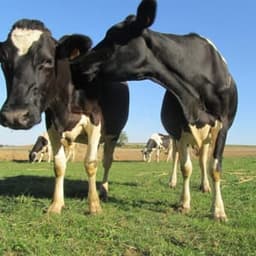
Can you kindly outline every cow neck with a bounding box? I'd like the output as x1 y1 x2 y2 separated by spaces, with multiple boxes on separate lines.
131 30 219 126
47 59 81 132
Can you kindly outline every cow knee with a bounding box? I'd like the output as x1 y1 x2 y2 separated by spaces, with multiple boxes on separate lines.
180 158 192 178
210 159 221 182
85 160 98 177
54 156 66 176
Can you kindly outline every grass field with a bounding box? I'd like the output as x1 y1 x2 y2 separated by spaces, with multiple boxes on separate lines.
0 157 255 255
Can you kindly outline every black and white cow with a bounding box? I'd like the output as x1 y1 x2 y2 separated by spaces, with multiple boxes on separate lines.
70 0 238 221
29 131 76 163
0 19 129 214
142 133 172 162
29 132 52 163
161 92 211 193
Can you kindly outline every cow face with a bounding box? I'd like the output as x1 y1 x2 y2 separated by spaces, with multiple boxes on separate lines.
0 19 92 130
0 20 56 129
141 148 152 162
73 0 157 85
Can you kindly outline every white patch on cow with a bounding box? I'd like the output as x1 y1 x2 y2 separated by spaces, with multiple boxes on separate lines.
189 124 211 148
200 35 227 64
150 133 162 146
60 113 101 166
11 28 43 56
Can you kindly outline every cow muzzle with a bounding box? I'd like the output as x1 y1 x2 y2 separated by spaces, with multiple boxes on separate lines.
0 107 40 130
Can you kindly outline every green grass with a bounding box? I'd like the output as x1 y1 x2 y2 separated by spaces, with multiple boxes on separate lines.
0 157 255 256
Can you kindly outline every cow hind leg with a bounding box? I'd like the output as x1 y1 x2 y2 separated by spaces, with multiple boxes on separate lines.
178 141 192 213
199 143 211 193
210 127 228 221
100 135 117 201
169 140 179 188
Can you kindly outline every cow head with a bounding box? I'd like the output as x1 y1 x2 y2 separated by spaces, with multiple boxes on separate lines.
141 147 152 162
0 19 92 130
72 0 157 85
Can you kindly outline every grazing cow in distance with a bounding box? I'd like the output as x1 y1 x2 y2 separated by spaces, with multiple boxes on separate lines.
0 19 129 214
142 133 172 162
29 132 76 163
70 0 238 220
29 132 52 163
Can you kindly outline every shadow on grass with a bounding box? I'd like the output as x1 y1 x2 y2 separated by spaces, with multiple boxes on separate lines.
0 175 93 199
0 176 178 213
12 160 30 163
0 176 138 199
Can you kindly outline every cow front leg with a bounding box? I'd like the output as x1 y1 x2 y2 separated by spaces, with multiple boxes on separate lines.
178 143 192 213
47 128 66 214
84 123 102 214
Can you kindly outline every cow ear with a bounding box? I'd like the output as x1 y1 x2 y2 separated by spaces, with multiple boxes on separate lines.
135 0 157 29
56 34 93 60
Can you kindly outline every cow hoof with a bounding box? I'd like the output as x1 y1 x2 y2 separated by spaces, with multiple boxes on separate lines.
213 212 228 222
177 206 190 214
99 187 108 202
89 203 102 215
200 185 211 193
47 203 64 214
168 182 176 188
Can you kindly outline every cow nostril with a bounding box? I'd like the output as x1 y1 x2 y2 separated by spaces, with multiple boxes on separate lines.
21 110 30 121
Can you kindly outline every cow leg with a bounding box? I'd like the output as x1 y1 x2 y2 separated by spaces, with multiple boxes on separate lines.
47 127 67 214
178 136 192 213
169 140 179 188
69 144 75 162
64 144 72 162
100 135 117 201
166 144 172 162
147 152 152 163
84 123 102 214
210 124 227 221
47 145 52 163
38 152 43 163
156 148 160 162
199 143 211 192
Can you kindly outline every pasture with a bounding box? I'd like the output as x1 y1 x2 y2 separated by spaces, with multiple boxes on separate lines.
0 149 255 255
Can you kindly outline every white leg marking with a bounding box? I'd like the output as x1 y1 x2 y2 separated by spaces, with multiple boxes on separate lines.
199 143 211 193
166 142 173 162
84 121 102 214
179 137 192 212
210 158 227 221
169 140 179 188
47 127 67 214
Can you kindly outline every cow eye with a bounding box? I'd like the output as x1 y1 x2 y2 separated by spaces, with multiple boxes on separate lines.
43 58 54 68
39 58 54 70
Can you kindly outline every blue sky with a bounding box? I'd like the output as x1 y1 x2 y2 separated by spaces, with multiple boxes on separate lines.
0 0 255 145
